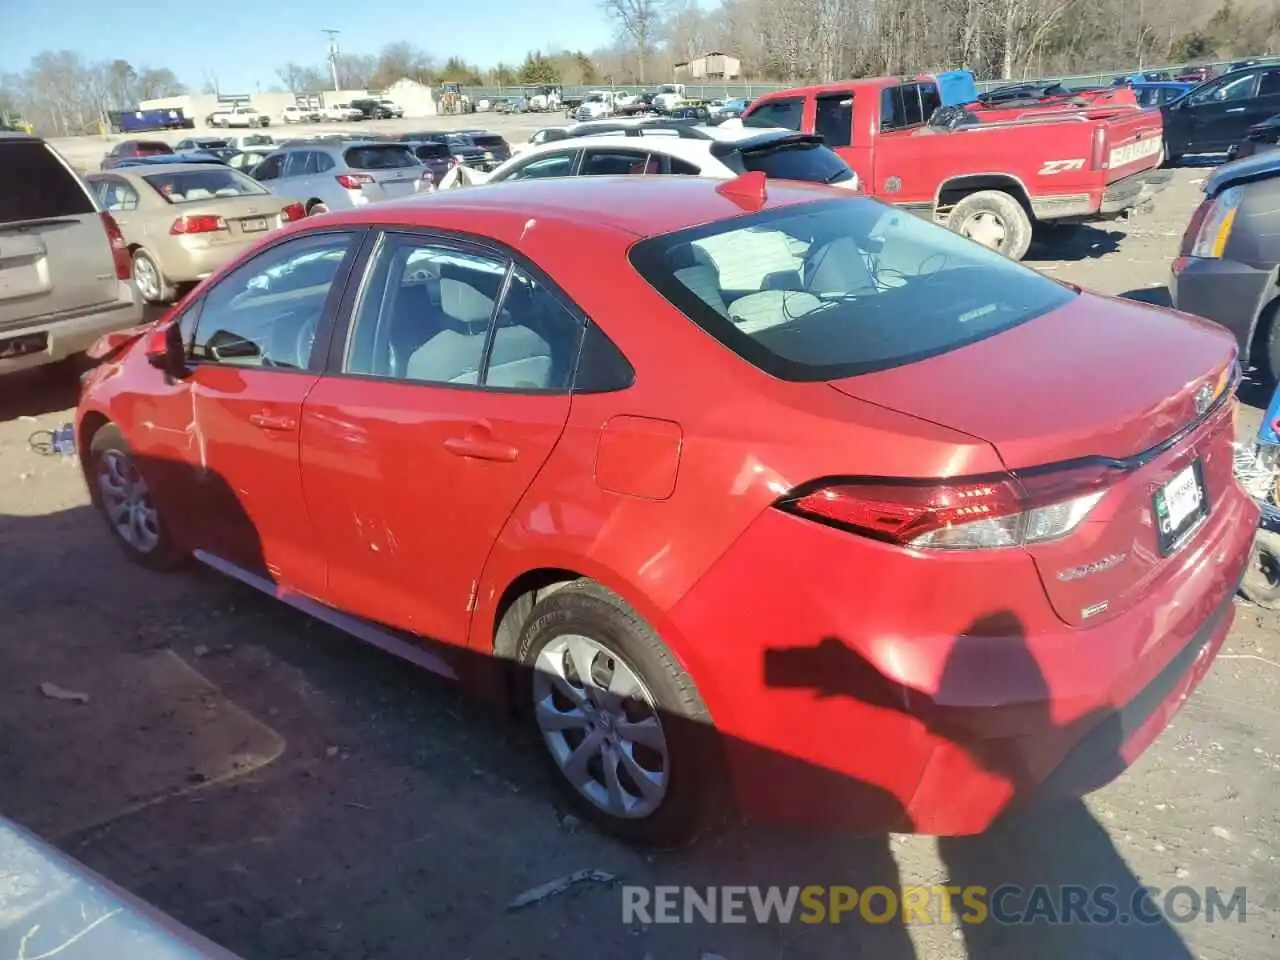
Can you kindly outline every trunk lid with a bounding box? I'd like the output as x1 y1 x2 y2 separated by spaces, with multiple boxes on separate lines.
828 292 1238 626
0 140 120 330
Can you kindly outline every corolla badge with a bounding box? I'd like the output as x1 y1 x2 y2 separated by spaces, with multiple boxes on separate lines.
1194 382 1214 416
1057 552 1128 582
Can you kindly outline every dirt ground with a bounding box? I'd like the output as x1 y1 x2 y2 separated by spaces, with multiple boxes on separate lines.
1 162 1278 960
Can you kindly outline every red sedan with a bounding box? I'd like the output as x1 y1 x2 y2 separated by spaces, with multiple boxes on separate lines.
76 174 1257 846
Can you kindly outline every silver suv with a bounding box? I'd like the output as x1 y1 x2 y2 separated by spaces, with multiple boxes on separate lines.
249 140 433 215
1 133 142 375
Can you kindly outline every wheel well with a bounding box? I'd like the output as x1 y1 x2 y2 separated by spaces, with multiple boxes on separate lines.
936 176 1032 219
1249 293 1280 372
77 413 110 490
490 568 585 662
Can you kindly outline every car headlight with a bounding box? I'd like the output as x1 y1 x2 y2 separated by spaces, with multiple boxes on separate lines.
1183 185 1242 259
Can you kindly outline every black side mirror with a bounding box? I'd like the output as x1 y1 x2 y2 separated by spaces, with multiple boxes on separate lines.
206 329 263 363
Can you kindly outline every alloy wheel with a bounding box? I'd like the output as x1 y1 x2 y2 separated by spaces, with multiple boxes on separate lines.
97 449 161 554
133 254 161 302
533 634 669 819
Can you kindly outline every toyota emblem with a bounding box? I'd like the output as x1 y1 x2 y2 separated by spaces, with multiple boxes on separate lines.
1194 382 1214 416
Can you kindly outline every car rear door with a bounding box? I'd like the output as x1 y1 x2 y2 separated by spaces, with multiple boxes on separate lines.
299 230 584 646
0 137 122 329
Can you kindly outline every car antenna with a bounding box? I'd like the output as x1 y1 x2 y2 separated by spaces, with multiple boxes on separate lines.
715 170 767 211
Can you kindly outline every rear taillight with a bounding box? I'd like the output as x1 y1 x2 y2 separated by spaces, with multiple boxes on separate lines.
1089 126 1108 170
336 173 375 189
100 213 131 280
779 465 1119 551
280 202 305 223
1181 186 1242 259
170 214 228 235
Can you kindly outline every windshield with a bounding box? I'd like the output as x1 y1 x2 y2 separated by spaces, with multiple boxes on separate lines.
586 95 604 103
628 197 1074 381
142 168 268 203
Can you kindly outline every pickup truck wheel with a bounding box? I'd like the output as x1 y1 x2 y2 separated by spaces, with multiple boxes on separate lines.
948 190 1033 261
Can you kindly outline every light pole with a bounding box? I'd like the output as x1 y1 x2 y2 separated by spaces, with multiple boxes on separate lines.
322 29 341 92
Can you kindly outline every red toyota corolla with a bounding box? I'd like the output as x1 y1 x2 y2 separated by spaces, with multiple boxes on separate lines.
77 174 1257 846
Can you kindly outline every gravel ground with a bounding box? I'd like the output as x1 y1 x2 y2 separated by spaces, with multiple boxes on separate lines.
0 162 1277 960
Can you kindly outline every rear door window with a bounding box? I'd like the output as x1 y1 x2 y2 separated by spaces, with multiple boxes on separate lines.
580 150 653 175
745 97 804 130
881 85 931 131
252 153 284 180
282 151 315 178
497 151 579 181
1260 70 1280 97
0 139 119 324
815 93 854 148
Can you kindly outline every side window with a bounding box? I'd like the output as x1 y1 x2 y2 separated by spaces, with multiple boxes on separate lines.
499 152 577 181
343 236 509 383
746 97 803 131
253 154 284 180
96 180 139 212
919 84 941 122
898 85 926 127
1191 73 1258 105
581 150 653 175
315 152 335 173
815 93 854 148
1260 70 1280 97
490 266 584 390
190 232 355 369
663 156 701 175
1222 73 1261 101
283 151 313 178
880 88 903 130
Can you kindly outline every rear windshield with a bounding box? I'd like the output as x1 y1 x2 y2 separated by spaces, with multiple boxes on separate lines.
142 169 269 204
628 197 1075 381
412 142 450 160
343 145 420 169
240 134 273 147
469 134 505 149
740 142 854 185
0 141 95 223
135 142 173 155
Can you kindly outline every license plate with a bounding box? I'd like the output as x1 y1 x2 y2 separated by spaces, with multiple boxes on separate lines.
242 218 268 232
1153 460 1207 553
1108 136 1162 169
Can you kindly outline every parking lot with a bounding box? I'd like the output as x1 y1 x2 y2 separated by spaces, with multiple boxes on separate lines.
1 153 1278 959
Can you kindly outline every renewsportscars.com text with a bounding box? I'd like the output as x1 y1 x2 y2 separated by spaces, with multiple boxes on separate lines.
621 884 1247 926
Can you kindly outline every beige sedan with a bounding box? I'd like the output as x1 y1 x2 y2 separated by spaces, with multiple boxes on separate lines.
84 163 304 304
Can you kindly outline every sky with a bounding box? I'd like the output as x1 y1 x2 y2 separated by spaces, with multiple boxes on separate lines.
0 0 620 93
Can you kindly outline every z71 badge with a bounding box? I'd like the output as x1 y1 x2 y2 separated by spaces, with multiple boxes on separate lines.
1038 159 1087 175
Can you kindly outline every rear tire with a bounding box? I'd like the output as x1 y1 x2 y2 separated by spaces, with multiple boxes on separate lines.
516 580 725 849
132 248 174 304
1242 530 1280 608
947 190 1033 261
87 424 185 572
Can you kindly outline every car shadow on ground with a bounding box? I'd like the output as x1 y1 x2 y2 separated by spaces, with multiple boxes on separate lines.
0 445 1203 959
0 361 85 422
1026 224 1124 263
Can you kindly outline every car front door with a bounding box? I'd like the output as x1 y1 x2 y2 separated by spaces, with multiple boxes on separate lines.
1175 71 1262 153
299 230 584 645
168 228 364 596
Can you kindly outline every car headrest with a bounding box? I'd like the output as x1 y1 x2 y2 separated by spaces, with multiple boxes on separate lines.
440 278 494 326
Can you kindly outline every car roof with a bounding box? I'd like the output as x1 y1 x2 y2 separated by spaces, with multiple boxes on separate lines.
1205 148 1280 194
89 161 246 178
316 174 845 241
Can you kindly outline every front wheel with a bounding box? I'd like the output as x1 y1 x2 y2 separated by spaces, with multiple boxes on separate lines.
87 425 185 571
947 190 1033 261
517 581 724 848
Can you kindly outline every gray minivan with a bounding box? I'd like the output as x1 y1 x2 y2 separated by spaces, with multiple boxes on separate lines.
1 133 142 375
248 140 433 215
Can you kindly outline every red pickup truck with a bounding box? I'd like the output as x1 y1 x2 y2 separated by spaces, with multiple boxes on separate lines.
741 77 1170 260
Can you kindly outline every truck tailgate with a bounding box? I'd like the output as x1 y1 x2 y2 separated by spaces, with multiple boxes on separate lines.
1101 109 1164 181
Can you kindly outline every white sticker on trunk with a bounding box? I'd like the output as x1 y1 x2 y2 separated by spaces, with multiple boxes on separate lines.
1107 136 1162 169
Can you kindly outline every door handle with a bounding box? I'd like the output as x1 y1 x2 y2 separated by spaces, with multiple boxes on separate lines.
1226 107 1246 113
443 436 519 462
249 412 297 431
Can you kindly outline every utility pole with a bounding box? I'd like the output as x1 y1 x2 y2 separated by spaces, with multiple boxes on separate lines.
322 30 341 92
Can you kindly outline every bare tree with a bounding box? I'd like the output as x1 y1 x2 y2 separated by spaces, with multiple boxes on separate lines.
601 0 664 82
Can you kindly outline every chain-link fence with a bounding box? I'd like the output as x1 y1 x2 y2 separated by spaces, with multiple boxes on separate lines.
463 57 1261 105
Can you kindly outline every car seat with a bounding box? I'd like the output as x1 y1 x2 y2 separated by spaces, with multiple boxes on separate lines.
668 243 728 315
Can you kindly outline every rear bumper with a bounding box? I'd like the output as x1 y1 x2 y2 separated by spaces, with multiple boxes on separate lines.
666 474 1258 836
0 290 142 375
1099 167 1175 215
162 239 257 285
1170 255 1273 359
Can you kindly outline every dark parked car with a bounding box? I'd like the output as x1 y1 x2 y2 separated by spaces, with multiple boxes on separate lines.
667 104 717 124
1228 113 1280 160
1131 81 1195 108
100 139 173 170
402 139 457 184
456 129 512 163
397 131 491 170
1162 62 1280 163
350 98 396 119
1171 149 1280 382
